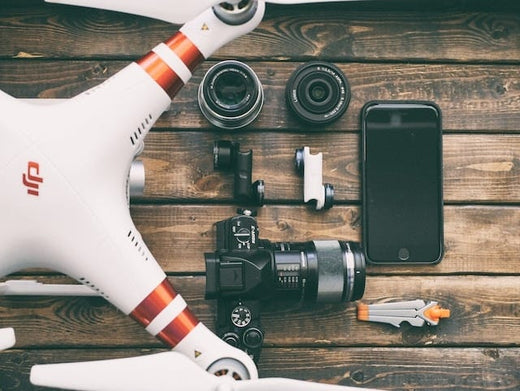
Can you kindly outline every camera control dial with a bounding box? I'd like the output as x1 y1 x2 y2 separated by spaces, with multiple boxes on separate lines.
231 305 252 328
230 215 257 250
233 227 251 245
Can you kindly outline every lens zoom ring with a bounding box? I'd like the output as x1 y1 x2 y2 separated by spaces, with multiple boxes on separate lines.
313 240 346 303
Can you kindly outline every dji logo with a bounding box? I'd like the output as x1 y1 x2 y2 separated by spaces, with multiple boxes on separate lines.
22 161 43 196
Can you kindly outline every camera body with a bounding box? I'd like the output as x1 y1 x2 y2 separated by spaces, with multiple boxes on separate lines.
205 212 366 361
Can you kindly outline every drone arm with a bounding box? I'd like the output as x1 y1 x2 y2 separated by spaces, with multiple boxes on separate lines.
179 3 266 60
78 3 266 142
127 277 256 379
128 278 198 346
132 4 265 102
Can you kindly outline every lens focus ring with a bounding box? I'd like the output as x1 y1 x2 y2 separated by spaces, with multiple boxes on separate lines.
312 240 365 303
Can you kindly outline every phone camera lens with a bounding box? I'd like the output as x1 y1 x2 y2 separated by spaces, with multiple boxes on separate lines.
286 61 350 125
198 60 264 129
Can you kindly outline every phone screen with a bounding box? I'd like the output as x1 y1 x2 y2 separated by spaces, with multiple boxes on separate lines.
362 103 443 264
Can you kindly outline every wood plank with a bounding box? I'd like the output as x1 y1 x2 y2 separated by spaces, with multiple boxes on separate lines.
0 204 517 275
137 132 520 202
1 276 518 347
1 347 519 390
0 4 519 63
127 205 520 274
0 61 518 132
261 347 520 390
1 200 518 275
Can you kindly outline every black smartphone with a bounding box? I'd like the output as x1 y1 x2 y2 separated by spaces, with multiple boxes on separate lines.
361 101 443 264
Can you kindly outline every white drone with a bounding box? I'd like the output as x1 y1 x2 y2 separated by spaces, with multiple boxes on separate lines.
0 0 378 390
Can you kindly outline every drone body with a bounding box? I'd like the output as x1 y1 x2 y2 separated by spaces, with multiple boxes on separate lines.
0 2 265 381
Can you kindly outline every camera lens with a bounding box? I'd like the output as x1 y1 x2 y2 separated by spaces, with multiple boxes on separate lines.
286 61 350 125
198 60 264 129
273 240 365 303
205 215 365 304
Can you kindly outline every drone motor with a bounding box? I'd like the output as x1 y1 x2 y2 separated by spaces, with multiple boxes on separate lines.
213 0 259 25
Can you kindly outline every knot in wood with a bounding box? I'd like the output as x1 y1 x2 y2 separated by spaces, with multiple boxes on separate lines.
276 220 290 231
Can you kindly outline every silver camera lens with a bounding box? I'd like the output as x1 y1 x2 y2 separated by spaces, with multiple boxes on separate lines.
198 60 264 130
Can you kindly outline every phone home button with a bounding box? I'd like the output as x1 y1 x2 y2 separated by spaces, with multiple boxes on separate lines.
398 248 410 261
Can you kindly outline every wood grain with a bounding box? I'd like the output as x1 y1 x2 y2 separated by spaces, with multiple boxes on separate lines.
0 4 519 62
1 276 518 348
135 132 520 202
0 61 518 132
126 205 520 274
1 347 519 390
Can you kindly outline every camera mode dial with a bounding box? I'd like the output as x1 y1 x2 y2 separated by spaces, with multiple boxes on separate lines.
230 215 258 250
231 305 252 328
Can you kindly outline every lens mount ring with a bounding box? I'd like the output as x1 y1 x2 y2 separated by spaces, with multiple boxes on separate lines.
341 242 356 302
199 60 264 129
286 61 350 125
341 241 366 302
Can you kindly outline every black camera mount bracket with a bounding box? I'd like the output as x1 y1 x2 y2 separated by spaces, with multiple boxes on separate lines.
295 146 334 210
213 140 265 206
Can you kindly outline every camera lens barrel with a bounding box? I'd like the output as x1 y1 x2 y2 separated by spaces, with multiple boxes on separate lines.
286 61 350 125
198 60 264 129
273 240 365 303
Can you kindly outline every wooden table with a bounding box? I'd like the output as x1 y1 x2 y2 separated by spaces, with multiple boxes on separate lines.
1 0 519 389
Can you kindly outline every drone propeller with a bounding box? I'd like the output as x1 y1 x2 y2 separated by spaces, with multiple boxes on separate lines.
45 0 368 25
267 0 366 3
31 351 379 391
44 0 221 24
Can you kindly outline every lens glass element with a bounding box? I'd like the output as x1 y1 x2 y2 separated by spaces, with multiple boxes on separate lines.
309 81 329 102
214 71 248 108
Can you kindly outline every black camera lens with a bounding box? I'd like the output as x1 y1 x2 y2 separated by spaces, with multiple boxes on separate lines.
273 240 365 303
198 60 264 129
286 61 350 125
